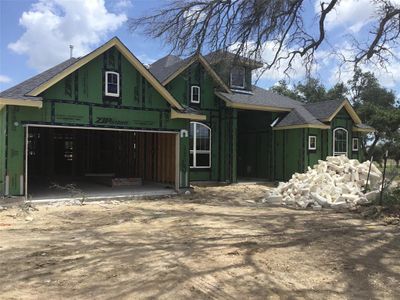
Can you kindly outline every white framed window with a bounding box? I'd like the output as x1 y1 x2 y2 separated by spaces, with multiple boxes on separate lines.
190 122 211 168
352 138 359 151
191 86 200 104
333 127 348 156
230 66 245 88
308 135 317 150
105 71 120 97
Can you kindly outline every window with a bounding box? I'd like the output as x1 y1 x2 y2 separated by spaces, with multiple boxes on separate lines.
190 122 211 168
191 86 200 104
333 128 348 156
308 136 317 150
230 66 245 88
352 138 359 151
105 71 119 97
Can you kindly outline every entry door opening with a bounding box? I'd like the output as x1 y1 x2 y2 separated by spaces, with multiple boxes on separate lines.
237 110 272 180
27 126 177 199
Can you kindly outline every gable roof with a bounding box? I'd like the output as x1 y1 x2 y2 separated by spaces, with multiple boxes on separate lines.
149 54 231 93
273 106 330 130
304 99 362 124
0 37 187 112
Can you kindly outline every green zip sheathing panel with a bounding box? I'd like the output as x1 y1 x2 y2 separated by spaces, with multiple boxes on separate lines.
6 106 25 195
305 128 323 168
0 107 5 194
273 128 305 181
167 62 235 183
3 46 191 196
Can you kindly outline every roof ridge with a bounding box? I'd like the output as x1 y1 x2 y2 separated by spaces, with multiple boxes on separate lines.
304 99 343 107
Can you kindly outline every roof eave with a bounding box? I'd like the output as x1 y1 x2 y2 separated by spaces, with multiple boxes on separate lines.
215 92 292 112
273 124 331 130
0 97 43 108
353 126 375 133
170 108 207 121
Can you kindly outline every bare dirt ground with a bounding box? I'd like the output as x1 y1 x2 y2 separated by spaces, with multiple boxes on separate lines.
0 185 399 300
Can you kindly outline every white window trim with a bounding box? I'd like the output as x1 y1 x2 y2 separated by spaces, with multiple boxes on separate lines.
190 122 211 169
105 71 120 97
230 66 245 89
190 85 200 104
352 137 359 151
333 127 348 156
308 135 317 150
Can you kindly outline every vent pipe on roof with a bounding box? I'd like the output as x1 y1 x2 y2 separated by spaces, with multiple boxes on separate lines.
69 45 74 59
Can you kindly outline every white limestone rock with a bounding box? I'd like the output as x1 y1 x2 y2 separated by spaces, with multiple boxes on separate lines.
265 155 382 209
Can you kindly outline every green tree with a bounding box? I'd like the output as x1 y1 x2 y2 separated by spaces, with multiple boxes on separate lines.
294 78 327 103
326 83 348 102
272 78 348 103
349 69 400 158
271 80 300 101
349 67 396 108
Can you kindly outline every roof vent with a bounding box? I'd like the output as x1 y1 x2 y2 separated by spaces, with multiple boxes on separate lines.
69 45 74 59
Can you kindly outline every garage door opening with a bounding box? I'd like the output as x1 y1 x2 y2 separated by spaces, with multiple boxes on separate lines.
26 126 178 200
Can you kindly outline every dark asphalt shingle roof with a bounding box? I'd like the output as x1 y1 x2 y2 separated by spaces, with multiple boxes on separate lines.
149 55 192 83
216 87 338 128
218 86 302 110
204 50 263 69
0 58 79 101
274 106 327 128
303 99 344 121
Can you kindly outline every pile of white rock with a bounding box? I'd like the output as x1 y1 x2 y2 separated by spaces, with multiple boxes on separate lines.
265 156 382 210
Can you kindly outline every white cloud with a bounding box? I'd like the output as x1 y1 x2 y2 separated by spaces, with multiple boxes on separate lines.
0 75 12 84
258 42 335 82
329 44 400 91
258 42 308 81
316 0 377 33
228 41 334 83
8 0 127 71
112 0 132 11
137 53 156 66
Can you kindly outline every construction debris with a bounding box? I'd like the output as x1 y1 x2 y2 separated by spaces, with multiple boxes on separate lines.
265 156 382 209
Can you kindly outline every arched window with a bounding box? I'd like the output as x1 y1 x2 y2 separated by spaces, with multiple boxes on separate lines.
333 128 348 156
189 122 211 168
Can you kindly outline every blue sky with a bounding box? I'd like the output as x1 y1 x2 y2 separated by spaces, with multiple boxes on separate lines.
0 0 399 97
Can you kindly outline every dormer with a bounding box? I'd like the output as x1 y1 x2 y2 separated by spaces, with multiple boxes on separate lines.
204 50 263 92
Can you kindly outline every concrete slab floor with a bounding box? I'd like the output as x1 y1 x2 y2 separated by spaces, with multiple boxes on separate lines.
236 177 277 186
27 177 177 202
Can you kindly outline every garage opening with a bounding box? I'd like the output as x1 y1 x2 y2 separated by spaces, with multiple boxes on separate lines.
26 126 178 200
